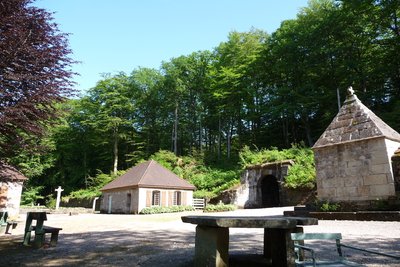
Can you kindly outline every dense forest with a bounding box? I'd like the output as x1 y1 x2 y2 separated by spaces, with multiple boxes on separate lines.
3 0 400 203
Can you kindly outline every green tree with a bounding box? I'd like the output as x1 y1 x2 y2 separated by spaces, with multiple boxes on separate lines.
211 29 267 158
81 73 137 174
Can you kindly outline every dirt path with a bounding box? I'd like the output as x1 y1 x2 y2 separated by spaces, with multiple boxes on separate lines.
0 207 399 266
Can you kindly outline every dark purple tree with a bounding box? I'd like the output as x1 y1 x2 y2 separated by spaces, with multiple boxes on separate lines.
0 0 75 158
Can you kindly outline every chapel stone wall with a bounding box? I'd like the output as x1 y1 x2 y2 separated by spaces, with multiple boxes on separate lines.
314 137 399 202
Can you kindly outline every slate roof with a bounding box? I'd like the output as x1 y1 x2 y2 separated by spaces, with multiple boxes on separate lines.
313 91 400 149
101 160 196 191
0 162 27 181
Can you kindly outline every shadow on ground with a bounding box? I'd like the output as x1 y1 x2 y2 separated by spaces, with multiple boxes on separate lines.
0 229 195 267
0 230 399 266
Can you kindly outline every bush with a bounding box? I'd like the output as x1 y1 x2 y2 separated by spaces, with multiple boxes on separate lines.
318 201 340 212
139 205 195 214
203 203 236 212
148 150 241 200
21 186 45 206
66 170 126 200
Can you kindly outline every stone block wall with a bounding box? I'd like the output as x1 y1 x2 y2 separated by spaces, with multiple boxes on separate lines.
314 137 399 202
100 188 136 214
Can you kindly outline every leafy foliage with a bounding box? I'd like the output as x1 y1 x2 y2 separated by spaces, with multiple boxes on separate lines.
66 170 125 200
148 150 240 199
21 186 45 206
0 0 74 159
318 201 341 212
139 205 195 215
203 203 236 212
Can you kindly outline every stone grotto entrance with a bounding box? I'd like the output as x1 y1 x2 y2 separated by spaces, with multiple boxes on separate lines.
232 160 294 208
260 175 280 207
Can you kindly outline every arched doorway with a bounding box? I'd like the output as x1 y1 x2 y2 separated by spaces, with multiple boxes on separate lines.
260 175 280 207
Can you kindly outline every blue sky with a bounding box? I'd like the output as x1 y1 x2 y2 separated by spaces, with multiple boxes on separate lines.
35 0 309 94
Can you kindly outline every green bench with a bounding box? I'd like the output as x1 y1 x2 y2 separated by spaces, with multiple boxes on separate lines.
291 232 400 267
23 212 62 248
0 211 18 234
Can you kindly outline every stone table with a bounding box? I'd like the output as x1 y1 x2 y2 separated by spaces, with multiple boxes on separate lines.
181 215 318 267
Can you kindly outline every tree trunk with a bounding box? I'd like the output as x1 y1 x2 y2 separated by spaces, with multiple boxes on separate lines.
83 149 88 188
199 114 202 152
218 116 221 160
173 102 178 155
227 123 231 160
112 130 118 175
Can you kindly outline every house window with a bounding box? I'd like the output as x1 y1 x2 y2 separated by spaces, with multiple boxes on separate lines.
152 190 161 206
173 191 181 206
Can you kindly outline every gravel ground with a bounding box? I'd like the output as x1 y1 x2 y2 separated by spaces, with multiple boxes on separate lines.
0 207 399 266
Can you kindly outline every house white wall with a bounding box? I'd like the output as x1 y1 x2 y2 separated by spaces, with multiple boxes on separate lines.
101 187 194 214
138 187 193 213
0 180 23 217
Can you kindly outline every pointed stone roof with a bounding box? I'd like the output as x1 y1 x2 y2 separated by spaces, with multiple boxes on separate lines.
313 88 400 149
101 160 196 191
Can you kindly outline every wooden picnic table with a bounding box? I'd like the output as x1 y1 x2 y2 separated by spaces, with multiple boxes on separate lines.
181 214 318 267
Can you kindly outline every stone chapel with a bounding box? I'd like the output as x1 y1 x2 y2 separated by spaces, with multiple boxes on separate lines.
312 87 400 205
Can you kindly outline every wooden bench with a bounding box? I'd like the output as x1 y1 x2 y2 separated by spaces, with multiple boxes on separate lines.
23 212 62 248
291 232 400 267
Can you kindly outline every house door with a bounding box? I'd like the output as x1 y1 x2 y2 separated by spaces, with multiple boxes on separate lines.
126 193 131 213
261 175 280 207
108 195 112 214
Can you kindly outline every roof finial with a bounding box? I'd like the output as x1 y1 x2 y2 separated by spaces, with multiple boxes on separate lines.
347 86 354 96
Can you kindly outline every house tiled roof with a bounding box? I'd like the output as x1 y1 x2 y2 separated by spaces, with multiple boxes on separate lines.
313 90 400 149
101 160 196 191
0 162 27 181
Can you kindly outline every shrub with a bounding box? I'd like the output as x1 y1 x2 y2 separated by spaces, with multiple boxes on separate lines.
139 205 195 215
203 203 236 212
66 170 126 200
21 186 45 206
318 201 340 212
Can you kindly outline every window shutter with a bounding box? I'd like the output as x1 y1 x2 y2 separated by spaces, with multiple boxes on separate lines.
161 191 167 206
168 191 173 206
182 191 187 206
146 190 152 207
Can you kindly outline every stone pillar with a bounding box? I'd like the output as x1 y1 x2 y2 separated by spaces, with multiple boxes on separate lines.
194 226 229 267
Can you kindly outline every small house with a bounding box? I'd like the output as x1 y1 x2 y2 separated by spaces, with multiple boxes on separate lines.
312 88 400 205
100 160 196 214
0 163 27 217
